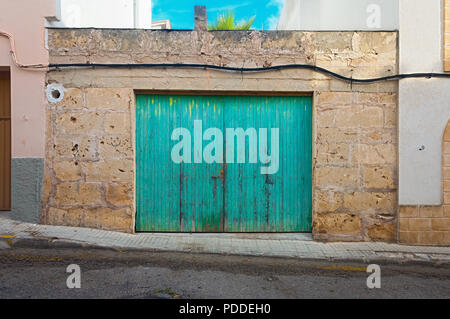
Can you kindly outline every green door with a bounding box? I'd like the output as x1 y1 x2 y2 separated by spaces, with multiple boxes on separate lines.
136 94 312 232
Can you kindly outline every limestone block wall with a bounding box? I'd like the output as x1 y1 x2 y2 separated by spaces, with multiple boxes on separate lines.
398 121 450 245
44 29 398 241
43 88 135 232
313 91 397 241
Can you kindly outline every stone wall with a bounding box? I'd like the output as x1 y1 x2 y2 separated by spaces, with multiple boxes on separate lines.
43 88 135 232
44 28 398 241
398 121 450 245
313 91 397 241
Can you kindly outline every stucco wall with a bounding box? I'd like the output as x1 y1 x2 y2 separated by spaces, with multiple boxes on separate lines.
0 0 56 222
0 0 55 158
399 0 450 205
399 121 450 245
45 29 398 241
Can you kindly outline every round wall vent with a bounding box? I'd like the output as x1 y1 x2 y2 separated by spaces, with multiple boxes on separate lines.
46 84 67 104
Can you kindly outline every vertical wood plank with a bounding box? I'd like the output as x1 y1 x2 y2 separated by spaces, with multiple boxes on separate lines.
136 94 312 233
0 71 11 211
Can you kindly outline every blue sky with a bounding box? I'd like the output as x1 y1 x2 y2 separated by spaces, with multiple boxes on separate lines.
152 0 284 30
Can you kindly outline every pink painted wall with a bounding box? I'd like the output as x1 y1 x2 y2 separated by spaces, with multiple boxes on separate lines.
0 0 56 158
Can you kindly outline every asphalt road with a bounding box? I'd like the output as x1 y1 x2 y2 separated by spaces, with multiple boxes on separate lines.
0 247 449 299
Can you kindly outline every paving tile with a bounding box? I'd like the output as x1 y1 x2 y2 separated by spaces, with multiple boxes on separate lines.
1 215 450 262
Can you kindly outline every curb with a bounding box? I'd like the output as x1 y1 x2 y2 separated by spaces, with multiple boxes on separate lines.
1 237 123 251
1 237 450 266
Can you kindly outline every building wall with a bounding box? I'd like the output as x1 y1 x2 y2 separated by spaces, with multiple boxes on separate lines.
0 0 56 222
399 121 450 245
398 0 450 206
47 0 152 29
276 0 450 241
397 0 450 245
44 29 398 241
277 0 399 31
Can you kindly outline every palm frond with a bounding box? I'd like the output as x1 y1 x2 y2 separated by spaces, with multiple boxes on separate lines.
236 16 256 30
208 10 255 31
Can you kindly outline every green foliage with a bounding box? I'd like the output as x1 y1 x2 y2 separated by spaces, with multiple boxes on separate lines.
208 10 255 30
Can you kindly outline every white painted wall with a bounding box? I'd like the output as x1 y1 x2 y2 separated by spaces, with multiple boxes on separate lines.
277 0 398 31
399 0 450 205
47 0 152 28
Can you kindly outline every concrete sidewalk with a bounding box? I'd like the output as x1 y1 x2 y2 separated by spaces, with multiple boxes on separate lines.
1 214 450 263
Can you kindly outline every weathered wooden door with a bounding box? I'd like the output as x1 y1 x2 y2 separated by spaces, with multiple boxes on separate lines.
136 94 312 232
0 71 11 211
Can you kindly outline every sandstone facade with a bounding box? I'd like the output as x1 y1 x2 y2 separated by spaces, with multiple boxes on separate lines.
44 29 398 241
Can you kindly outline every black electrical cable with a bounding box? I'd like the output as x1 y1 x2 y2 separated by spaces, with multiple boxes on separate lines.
48 63 450 84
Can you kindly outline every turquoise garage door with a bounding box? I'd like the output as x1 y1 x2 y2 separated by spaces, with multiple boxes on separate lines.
136 94 312 232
